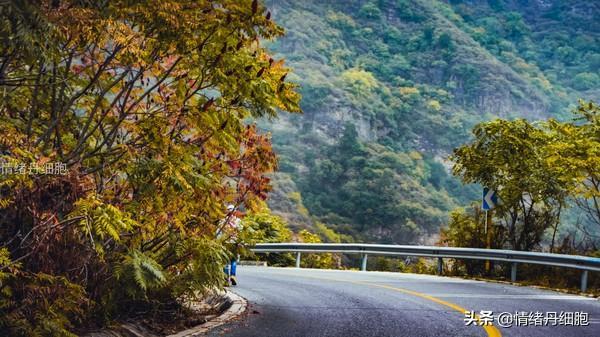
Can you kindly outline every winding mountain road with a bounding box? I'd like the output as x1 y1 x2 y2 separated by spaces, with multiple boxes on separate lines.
207 266 599 337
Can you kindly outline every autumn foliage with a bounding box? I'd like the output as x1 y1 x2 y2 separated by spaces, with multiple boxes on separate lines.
0 0 299 335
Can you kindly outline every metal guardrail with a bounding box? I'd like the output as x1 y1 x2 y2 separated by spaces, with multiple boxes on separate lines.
251 243 600 292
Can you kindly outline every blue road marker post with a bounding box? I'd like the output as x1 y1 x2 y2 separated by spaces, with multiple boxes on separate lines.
482 188 498 274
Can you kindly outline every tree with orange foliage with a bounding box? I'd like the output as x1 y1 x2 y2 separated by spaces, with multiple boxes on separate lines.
0 1 300 334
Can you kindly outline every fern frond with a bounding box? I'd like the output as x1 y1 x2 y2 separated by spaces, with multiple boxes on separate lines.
69 196 139 254
115 250 166 296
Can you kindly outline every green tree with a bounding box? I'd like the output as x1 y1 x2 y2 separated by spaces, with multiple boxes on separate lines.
546 101 600 235
573 72 600 90
298 230 337 269
359 2 381 20
241 205 295 266
452 119 572 251
437 32 453 50
440 205 504 274
504 12 528 39
336 122 365 161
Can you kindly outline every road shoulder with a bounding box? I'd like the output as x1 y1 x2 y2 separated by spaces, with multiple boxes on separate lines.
166 290 248 337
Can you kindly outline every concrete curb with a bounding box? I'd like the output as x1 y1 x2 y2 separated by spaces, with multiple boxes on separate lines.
166 290 247 337
238 260 267 266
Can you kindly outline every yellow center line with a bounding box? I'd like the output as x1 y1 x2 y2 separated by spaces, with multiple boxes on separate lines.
271 270 502 337
364 282 502 337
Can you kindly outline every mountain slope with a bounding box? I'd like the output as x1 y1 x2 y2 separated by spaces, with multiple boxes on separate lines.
261 0 599 243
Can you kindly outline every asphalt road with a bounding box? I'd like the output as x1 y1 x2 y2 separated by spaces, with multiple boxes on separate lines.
207 266 600 337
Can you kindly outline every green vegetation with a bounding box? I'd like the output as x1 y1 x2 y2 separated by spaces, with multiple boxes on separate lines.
297 229 338 269
261 0 598 245
296 122 473 243
241 203 338 268
451 100 600 252
241 204 295 267
0 0 299 334
441 101 600 287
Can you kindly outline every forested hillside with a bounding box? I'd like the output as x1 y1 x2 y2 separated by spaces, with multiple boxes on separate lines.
261 0 599 244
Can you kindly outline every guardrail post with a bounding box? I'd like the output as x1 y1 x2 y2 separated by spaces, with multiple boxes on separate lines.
295 252 301 268
511 262 517 282
361 254 368 271
437 257 443 275
581 270 588 293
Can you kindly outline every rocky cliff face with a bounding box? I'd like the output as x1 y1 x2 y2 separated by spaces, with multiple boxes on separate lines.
264 0 582 150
